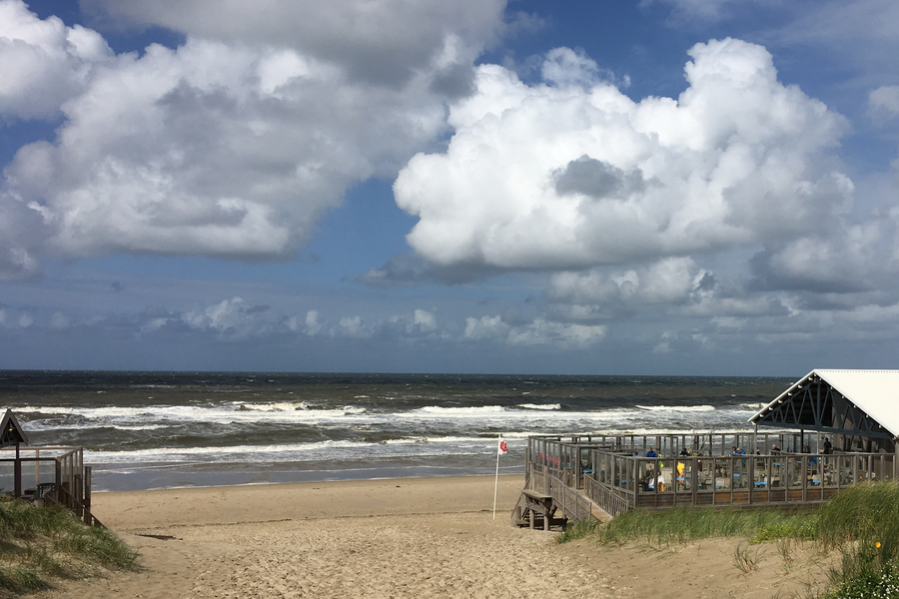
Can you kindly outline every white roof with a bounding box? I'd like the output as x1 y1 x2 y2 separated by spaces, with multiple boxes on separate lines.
752 369 899 438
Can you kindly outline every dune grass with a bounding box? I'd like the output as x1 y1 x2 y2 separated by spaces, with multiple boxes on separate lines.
0 496 137 596
814 481 899 599
558 505 816 547
558 479 899 599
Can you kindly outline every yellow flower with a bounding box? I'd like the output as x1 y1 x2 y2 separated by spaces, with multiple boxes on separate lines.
876 542 882 549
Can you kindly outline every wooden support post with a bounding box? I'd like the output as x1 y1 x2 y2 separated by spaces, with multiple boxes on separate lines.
748 453 754 505
691 457 698 506
767 456 773 502
711 458 716 505
84 467 92 526
801 456 808 502
13 442 21 497
55 459 62 506
632 457 638 510
729 456 735 504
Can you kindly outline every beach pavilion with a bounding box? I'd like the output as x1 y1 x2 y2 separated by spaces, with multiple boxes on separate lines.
514 370 899 529
750 369 899 455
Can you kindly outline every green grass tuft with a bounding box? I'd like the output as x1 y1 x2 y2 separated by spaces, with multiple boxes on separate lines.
814 480 899 598
579 506 815 547
0 565 50 594
556 518 602 544
557 479 899 598
0 496 137 595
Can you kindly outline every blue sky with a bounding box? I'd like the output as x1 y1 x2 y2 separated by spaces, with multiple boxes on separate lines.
1 0 899 375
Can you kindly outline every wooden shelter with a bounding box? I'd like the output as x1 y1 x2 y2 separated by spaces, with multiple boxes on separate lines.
514 372 899 528
0 409 29 496
0 410 101 526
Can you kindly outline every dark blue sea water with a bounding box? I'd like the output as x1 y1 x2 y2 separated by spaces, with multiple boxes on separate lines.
0 371 793 491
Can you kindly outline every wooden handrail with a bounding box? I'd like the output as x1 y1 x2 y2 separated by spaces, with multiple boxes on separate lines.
46 484 104 528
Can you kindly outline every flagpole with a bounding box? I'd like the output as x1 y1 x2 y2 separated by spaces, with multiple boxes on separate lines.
493 434 501 520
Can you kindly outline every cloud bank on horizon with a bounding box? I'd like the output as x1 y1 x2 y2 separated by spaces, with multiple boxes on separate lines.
1 0 899 373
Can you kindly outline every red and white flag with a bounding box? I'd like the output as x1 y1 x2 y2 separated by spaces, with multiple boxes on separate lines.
498 437 508 455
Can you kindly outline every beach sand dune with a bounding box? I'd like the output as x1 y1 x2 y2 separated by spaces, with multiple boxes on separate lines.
36 475 829 598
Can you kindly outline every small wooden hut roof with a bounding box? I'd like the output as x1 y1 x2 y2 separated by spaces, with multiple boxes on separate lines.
750 369 899 440
0 409 28 447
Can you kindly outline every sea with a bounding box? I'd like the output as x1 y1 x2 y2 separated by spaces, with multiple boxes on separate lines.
0 371 793 492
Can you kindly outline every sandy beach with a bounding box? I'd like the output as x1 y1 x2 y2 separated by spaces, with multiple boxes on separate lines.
35 475 832 599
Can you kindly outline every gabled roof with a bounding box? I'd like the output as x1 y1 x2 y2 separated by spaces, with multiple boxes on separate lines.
0 409 29 447
750 369 899 439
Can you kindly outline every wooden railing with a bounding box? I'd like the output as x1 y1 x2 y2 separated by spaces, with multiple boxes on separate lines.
548 476 593 521
589 450 896 510
584 474 631 516
527 430 807 494
525 434 899 518
0 447 101 527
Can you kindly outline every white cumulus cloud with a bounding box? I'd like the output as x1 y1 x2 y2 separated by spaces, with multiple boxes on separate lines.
464 314 606 348
0 0 510 266
5 37 450 259
870 85 899 118
81 0 507 88
394 38 849 272
0 0 112 121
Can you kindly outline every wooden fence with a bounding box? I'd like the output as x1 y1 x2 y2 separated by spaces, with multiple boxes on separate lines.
524 433 899 518
0 446 101 527
590 450 895 510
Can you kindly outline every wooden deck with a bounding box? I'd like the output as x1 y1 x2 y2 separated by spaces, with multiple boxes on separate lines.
513 432 897 528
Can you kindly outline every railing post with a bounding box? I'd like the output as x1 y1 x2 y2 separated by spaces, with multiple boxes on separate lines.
631 458 637 508
801 456 808 502
54 458 62 506
691 457 698 506
84 466 92 525
13 446 21 498
729 456 734 504
748 454 754 505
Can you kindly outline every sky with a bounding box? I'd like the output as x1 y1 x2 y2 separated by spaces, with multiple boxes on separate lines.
1 0 899 375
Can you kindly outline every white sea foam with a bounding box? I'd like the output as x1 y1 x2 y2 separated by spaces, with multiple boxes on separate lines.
517 403 561 410
408 405 506 416
636 405 715 412
236 401 308 412
384 435 493 445
83 436 518 464
13 403 373 426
